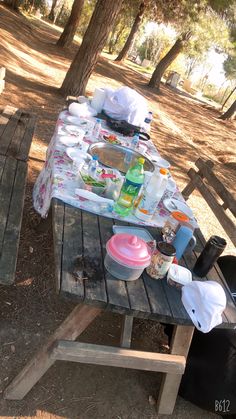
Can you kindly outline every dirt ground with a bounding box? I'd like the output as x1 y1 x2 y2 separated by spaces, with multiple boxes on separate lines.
0 4 235 419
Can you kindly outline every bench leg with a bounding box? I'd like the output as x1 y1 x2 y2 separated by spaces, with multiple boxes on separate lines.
4 304 102 400
120 315 134 348
156 325 194 415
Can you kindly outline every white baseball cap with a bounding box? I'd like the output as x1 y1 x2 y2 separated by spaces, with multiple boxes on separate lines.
181 280 227 333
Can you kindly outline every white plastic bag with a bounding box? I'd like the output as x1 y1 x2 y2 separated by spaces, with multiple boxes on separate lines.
103 86 148 126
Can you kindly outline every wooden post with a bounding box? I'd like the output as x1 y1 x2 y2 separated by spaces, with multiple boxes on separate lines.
4 304 102 400
156 325 194 415
120 316 134 348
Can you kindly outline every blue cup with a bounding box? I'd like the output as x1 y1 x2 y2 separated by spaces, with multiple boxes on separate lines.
172 226 196 260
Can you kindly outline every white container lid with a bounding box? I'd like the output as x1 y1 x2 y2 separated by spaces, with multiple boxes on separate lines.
167 264 192 286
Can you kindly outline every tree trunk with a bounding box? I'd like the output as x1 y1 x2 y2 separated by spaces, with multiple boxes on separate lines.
115 1 145 62
219 99 236 120
148 38 184 89
4 0 20 10
56 2 65 24
221 86 236 109
60 0 123 96
48 0 58 22
56 0 85 47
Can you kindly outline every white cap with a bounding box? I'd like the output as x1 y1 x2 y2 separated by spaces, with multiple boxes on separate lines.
181 281 227 333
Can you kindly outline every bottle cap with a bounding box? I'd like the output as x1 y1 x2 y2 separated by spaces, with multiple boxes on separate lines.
160 168 168 175
171 211 189 223
138 157 145 165
93 155 99 160
96 118 101 122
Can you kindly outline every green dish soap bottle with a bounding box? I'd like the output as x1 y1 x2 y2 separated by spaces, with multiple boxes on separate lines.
114 157 145 216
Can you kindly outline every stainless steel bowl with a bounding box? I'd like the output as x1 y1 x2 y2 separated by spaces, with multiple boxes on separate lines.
88 143 155 174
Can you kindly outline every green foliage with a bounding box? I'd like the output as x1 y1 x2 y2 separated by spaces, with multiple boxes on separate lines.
137 25 174 63
106 0 141 54
224 55 236 79
56 0 96 35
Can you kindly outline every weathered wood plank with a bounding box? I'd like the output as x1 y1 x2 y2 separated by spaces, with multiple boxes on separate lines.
0 108 22 155
0 157 17 249
4 304 102 400
60 204 85 301
0 159 27 285
99 216 130 312
187 169 236 246
0 107 36 161
18 112 37 161
52 340 186 374
82 212 107 305
120 315 133 348
182 159 214 200
157 325 194 415
142 270 174 323
0 106 17 141
126 276 151 316
52 199 64 293
195 158 236 217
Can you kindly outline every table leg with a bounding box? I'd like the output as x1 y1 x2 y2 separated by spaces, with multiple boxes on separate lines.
120 316 134 348
156 325 194 415
4 304 102 400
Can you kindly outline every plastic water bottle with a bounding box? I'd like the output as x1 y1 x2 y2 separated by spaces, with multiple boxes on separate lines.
131 133 139 150
92 118 102 139
114 158 145 216
144 111 153 124
135 168 168 221
142 111 153 133
88 155 99 177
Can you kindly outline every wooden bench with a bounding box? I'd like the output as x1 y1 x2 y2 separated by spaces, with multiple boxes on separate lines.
0 106 36 285
182 157 236 247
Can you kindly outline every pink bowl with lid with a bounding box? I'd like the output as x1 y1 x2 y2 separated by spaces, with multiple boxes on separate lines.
105 233 151 281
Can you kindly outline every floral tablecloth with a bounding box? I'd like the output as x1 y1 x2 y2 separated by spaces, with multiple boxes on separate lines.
33 110 197 229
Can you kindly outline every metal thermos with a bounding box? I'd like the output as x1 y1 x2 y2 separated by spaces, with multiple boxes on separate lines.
193 235 226 278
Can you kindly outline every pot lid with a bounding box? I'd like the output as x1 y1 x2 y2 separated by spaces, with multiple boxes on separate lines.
106 233 151 267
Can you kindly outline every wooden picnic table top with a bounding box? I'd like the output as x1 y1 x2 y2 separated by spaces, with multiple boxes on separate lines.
52 198 236 329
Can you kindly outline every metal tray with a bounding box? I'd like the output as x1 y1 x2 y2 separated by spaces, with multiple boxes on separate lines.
88 143 155 174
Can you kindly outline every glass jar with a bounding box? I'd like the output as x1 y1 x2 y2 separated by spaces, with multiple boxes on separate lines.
146 242 176 279
162 211 190 243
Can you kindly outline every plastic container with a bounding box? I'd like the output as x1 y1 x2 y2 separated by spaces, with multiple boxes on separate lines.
114 157 145 216
162 211 190 243
135 168 168 221
88 155 99 177
172 225 196 260
167 264 192 289
131 134 139 150
146 241 176 279
144 111 153 124
104 233 151 281
92 118 102 139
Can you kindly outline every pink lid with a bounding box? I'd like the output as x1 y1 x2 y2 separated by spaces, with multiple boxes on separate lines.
106 233 151 268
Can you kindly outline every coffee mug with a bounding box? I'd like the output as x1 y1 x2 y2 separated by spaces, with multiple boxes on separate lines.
185 235 197 253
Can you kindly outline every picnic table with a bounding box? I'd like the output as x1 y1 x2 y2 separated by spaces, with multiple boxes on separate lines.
4 109 236 415
0 106 36 284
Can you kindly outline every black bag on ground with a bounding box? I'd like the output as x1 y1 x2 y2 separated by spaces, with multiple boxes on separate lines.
165 255 236 417
179 328 236 416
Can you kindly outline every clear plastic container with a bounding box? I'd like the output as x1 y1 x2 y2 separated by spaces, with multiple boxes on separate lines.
167 264 192 289
105 234 151 281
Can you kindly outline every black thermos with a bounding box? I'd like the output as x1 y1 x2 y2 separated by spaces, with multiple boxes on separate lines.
193 235 226 278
